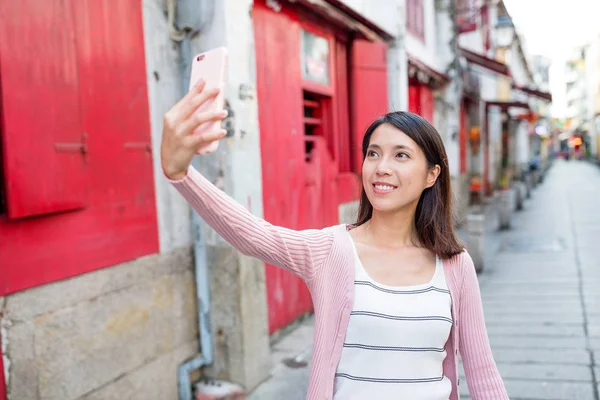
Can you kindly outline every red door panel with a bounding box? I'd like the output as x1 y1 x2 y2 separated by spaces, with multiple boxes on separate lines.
408 84 434 123
72 0 156 213
409 84 420 114
350 39 389 173
253 1 312 333
420 85 434 123
0 0 89 219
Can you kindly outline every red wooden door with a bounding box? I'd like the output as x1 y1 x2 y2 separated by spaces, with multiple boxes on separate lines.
253 2 312 333
408 84 434 123
420 86 434 123
350 39 389 173
0 0 89 219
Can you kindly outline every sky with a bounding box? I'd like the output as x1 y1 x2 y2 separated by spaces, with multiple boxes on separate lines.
503 0 600 118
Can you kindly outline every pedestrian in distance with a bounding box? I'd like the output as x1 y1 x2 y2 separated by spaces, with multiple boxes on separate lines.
161 80 509 400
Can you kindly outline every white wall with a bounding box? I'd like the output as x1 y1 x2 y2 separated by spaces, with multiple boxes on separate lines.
508 42 530 88
515 121 529 166
433 0 461 179
143 0 193 253
458 31 485 54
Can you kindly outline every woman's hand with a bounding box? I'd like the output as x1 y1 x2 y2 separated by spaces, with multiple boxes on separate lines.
161 79 228 181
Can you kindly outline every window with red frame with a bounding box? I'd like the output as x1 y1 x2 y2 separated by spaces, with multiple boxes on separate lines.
406 0 424 41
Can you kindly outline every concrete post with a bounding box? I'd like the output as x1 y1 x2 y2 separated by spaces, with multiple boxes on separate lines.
466 212 485 272
189 0 271 391
498 188 514 230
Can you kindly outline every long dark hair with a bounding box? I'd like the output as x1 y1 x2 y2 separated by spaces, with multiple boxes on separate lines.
355 111 464 259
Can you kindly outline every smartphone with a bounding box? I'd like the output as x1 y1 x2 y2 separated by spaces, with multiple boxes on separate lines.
188 47 228 154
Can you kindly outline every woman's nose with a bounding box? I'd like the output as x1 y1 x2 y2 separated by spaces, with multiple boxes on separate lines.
375 157 392 175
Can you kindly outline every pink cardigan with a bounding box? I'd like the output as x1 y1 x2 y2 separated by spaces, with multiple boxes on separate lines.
169 167 509 400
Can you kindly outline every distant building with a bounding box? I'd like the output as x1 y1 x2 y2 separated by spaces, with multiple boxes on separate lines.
565 47 589 133
584 34 600 155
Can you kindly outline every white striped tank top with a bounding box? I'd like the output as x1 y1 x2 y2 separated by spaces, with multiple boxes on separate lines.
333 237 453 400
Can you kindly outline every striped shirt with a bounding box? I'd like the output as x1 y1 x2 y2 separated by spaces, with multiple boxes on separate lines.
333 237 452 399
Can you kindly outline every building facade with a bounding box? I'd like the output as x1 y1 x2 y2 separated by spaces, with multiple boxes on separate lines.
0 1 551 399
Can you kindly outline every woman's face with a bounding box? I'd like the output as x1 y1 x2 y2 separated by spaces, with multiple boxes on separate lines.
362 123 440 214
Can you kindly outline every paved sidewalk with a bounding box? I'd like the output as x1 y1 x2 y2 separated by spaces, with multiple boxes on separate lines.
249 160 600 400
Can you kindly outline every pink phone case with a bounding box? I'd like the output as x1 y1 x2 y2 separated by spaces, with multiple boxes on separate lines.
189 47 228 154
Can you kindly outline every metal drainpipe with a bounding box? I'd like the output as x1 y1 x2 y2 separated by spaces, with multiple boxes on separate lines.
166 1 214 399
176 31 215 400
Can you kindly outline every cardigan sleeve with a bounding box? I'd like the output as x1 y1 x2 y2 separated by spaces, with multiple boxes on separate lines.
458 251 509 399
168 166 334 282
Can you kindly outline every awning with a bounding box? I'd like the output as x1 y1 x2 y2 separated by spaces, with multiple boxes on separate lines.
485 101 530 111
459 47 511 77
512 84 552 102
287 0 394 42
408 55 450 89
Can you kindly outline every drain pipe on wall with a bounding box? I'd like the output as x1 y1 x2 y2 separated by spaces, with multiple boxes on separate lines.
166 1 214 400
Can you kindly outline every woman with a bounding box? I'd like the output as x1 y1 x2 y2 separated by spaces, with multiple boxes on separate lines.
161 81 508 400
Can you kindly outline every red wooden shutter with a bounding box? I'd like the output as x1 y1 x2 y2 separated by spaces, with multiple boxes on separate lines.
416 0 424 40
406 0 415 34
0 0 89 219
406 0 425 41
350 39 389 173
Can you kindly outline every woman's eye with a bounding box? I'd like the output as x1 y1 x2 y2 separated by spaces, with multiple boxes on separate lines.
396 152 409 159
367 150 378 157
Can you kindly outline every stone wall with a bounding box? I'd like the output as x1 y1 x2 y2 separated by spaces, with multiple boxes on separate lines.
1 249 198 400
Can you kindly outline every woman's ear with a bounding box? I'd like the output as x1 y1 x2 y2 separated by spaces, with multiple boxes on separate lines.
426 165 441 188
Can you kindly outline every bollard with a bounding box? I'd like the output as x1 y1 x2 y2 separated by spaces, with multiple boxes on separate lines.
524 173 532 198
498 188 514 230
532 170 540 187
514 181 524 211
466 212 485 273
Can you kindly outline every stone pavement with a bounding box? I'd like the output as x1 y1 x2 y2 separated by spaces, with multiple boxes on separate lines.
248 159 600 400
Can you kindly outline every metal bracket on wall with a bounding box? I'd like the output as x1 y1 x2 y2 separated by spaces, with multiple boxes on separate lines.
123 142 152 155
54 132 88 163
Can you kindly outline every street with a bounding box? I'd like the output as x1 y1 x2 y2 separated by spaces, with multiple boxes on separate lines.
249 159 600 400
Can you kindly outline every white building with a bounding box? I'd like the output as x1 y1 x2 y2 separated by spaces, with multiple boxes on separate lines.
585 34 600 156
565 47 588 132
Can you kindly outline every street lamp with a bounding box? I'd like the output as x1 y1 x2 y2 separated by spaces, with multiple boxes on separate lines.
495 15 515 49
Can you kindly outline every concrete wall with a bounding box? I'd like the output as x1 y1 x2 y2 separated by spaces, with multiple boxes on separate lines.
1 249 198 400
145 0 194 254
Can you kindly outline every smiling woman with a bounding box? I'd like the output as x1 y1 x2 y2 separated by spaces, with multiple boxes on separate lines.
355 112 463 259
